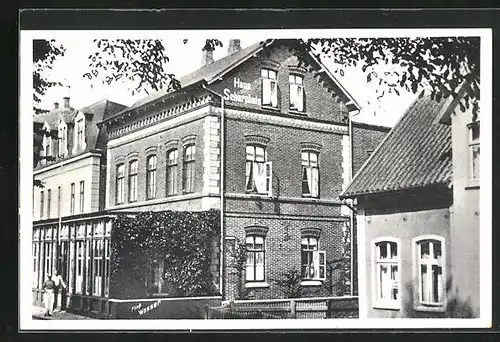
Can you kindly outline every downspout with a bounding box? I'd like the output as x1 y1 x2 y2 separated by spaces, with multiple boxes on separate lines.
202 83 225 300
348 107 360 296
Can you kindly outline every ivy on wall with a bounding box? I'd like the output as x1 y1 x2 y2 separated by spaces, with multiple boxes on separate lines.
109 210 220 299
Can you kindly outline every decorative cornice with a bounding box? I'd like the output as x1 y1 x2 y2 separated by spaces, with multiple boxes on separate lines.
244 226 269 236
145 146 158 156
127 152 139 160
288 65 307 75
301 227 322 238
164 140 179 151
260 58 281 70
300 142 322 152
181 135 197 146
114 155 125 163
244 134 270 146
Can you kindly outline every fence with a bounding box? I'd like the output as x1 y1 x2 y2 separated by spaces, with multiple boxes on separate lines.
206 296 358 319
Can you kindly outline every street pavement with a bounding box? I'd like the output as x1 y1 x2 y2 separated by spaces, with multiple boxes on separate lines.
32 305 95 320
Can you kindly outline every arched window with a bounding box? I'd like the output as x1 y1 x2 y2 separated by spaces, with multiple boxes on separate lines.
146 155 157 199
373 237 400 309
246 144 272 195
166 149 178 196
115 164 125 204
182 144 196 193
289 74 304 112
128 160 138 202
301 150 319 198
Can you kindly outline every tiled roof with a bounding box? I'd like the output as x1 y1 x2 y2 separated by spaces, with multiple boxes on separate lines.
340 92 452 198
33 107 76 126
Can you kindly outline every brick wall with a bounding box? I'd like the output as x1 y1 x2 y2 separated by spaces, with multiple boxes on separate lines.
351 123 390 176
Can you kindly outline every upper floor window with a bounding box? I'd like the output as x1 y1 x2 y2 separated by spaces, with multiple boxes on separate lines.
47 189 51 218
146 155 157 199
79 181 85 213
57 186 61 216
76 119 84 151
469 123 480 182
302 151 319 198
128 160 138 202
301 236 326 281
58 124 67 157
246 144 272 196
70 183 75 215
115 164 125 205
373 239 400 309
182 145 196 193
246 235 266 282
261 69 278 108
40 191 44 219
289 74 304 112
166 149 179 196
44 133 52 159
414 236 445 310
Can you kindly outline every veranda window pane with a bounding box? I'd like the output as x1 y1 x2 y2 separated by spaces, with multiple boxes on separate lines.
421 264 429 302
420 242 430 259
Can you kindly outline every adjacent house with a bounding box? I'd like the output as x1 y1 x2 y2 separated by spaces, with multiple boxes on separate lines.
340 86 480 318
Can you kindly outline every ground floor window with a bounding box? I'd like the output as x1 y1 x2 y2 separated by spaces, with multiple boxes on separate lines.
414 236 445 310
246 235 265 282
373 238 400 309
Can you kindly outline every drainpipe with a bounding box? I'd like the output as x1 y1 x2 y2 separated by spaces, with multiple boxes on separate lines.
348 107 360 296
202 83 225 301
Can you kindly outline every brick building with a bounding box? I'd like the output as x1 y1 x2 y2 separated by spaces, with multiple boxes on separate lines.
100 39 388 302
341 87 480 318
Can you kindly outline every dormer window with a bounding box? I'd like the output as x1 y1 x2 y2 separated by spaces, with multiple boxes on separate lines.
72 111 87 154
43 133 52 159
261 69 278 108
76 119 84 150
58 121 68 158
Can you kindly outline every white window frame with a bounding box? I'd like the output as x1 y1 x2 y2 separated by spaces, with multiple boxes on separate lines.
72 111 87 154
301 150 319 198
245 235 266 283
372 237 401 310
468 122 480 184
166 149 179 196
182 144 196 194
79 181 85 214
128 160 138 202
146 154 157 199
116 164 125 204
245 144 272 196
301 236 326 282
57 120 68 158
412 235 446 312
289 74 304 112
261 68 278 108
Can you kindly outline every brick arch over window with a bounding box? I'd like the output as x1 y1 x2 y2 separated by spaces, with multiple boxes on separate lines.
287 65 307 75
300 142 322 153
145 146 158 156
300 227 322 238
114 155 125 164
181 135 197 146
245 135 270 146
244 226 269 236
260 58 281 71
127 152 139 161
164 140 179 151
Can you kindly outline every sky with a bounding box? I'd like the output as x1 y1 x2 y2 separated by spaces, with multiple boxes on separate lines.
37 36 416 127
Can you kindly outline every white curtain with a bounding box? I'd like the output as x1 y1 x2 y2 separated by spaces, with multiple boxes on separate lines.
253 162 267 193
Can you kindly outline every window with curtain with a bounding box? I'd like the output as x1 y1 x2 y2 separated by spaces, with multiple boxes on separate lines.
246 235 265 282
301 151 319 198
374 239 400 308
301 236 326 280
289 74 304 112
166 149 178 196
116 164 125 204
128 160 138 202
261 69 278 108
245 144 272 195
146 155 157 199
415 237 445 309
182 145 196 193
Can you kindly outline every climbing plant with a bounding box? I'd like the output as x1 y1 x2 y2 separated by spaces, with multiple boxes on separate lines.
109 210 220 299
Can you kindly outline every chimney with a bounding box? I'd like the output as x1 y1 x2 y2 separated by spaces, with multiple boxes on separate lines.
201 45 214 67
227 39 241 55
63 97 70 109
54 102 59 110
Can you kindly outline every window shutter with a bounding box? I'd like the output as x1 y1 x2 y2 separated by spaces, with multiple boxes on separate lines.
312 167 319 197
296 85 304 111
262 79 271 105
265 161 273 196
270 80 278 107
313 251 326 280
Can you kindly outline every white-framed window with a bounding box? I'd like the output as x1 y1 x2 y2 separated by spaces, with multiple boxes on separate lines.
146 155 157 199
70 183 75 215
182 144 196 193
76 118 84 151
75 240 84 294
246 235 265 282
128 160 138 202
261 68 278 108
72 112 87 154
40 191 44 219
301 151 319 198
47 189 51 219
245 144 272 196
301 237 326 280
116 164 125 204
373 238 400 309
166 149 179 196
58 122 67 157
93 239 103 296
413 236 445 311
43 133 52 159
79 181 85 213
104 239 111 297
469 123 480 182
289 74 304 112
33 242 39 288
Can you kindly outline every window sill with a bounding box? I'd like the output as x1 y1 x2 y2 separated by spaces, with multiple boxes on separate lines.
245 192 272 198
465 182 480 190
372 301 400 311
245 282 269 289
414 304 445 313
289 109 306 116
261 105 280 112
300 280 323 287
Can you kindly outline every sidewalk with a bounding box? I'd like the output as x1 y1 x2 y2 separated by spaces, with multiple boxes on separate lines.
32 305 95 320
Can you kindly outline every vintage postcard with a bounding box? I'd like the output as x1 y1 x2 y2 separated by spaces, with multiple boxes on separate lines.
19 22 492 330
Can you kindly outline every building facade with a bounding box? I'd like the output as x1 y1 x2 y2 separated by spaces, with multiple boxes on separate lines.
341 89 480 318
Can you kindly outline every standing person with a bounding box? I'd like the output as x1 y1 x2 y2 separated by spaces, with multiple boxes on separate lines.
42 274 55 317
51 269 67 312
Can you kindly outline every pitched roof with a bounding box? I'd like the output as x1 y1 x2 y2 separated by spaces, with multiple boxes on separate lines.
33 106 76 127
102 39 361 124
340 92 453 198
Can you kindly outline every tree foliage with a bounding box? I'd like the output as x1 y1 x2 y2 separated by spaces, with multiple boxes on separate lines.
110 210 220 299
302 37 480 119
33 40 65 114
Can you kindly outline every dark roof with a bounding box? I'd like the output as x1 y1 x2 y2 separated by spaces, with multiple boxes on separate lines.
341 92 452 198
103 39 361 124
